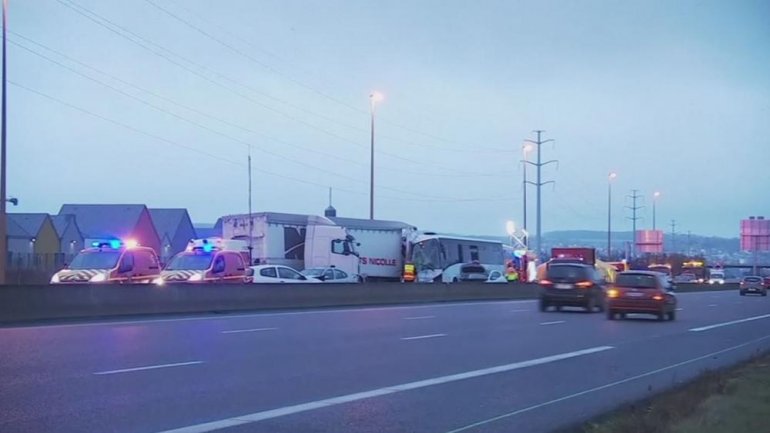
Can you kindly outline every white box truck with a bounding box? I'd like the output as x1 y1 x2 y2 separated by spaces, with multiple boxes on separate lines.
329 217 417 281
219 212 359 275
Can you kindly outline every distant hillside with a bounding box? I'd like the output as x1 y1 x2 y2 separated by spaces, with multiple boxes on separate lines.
444 230 740 255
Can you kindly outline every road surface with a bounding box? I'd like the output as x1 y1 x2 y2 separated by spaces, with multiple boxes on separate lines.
1 289 769 433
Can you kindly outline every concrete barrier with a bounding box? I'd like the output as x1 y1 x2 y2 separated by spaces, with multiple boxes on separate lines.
0 282 739 325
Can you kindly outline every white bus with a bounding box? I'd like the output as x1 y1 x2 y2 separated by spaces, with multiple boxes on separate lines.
409 234 506 283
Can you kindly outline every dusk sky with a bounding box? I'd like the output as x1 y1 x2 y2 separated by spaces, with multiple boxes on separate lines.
10 0 770 237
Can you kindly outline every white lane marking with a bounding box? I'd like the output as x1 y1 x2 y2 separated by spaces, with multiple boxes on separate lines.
444 334 770 433
5 299 538 330
403 316 435 320
708 304 717 307
93 361 203 375
154 346 614 433
690 313 770 332
511 309 529 312
401 333 446 341
539 321 565 326
676 308 684 311
221 327 277 334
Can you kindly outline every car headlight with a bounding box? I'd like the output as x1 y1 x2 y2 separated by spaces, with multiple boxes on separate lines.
90 273 108 282
188 273 203 281
153 277 165 286
50 273 60 284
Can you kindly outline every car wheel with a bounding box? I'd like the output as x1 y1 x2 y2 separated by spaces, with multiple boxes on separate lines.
585 296 596 313
539 298 548 312
657 311 666 321
606 310 616 320
668 310 676 321
555 304 563 312
762 291 767 297
740 291 746 296
452 277 459 283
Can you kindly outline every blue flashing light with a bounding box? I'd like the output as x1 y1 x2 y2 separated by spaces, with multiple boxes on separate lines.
109 240 122 249
202 243 214 253
91 241 100 247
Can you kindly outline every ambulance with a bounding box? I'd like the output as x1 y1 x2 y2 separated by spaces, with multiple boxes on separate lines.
50 240 161 284
155 238 253 284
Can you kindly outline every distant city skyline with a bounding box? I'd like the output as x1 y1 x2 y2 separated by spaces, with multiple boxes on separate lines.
9 0 770 238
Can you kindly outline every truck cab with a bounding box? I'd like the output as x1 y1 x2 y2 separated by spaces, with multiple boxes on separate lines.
304 224 359 278
157 238 253 284
51 240 161 284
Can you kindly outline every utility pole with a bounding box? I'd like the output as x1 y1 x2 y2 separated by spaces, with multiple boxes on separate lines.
670 220 677 253
523 130 557 257
0 0 8 285
687 230 692 256
625 189 644 258
247 145 253 265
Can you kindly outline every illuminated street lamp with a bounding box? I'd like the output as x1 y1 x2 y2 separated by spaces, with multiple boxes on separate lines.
369 91 384 220
607 172 618 258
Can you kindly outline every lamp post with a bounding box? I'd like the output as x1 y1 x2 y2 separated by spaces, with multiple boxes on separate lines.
0 0 8 284
368 91 384 220
522 143 533 247
652 191 660 231
607 172 617 259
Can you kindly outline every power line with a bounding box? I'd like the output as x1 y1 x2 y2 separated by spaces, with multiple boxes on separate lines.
10 33 507 180
10 80 510 204
146 0 513 154
57 0 511 161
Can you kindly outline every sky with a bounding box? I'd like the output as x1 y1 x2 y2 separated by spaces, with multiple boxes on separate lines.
9 0 770 237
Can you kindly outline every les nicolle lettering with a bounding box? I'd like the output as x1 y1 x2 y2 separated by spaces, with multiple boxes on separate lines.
360 257 398 266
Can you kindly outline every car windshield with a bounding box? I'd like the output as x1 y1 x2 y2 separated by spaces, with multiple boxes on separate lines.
461 265 487 274
616 274 658 288
711 273 724 279
68 251 122 270
165 253 213 270
744 277 761 282
301 268 325 277
547 265 591 280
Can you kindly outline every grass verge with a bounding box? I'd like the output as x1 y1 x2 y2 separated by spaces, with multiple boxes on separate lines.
569 351 770 433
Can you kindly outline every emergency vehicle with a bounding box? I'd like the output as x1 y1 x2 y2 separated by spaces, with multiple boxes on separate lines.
50 240 161 284
156 238 253 284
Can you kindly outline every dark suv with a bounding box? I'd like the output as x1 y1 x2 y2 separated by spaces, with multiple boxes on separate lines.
539 263 606 313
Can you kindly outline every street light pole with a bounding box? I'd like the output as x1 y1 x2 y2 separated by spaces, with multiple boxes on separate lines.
369 91 383 220
0 0 8 285
653 191 660 231
608 172 617 259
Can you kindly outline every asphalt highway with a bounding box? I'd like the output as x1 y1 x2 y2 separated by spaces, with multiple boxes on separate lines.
2 289 769 433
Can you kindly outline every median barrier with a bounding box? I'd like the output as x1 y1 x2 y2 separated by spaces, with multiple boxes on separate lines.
0 282 541 324
0 282 737 324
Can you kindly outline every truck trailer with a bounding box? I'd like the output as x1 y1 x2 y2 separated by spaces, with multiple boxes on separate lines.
219 212 359 276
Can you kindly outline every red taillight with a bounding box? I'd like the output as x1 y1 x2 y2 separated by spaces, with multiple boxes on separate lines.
576 281 593 289
652 294 664 301
540 279 553 285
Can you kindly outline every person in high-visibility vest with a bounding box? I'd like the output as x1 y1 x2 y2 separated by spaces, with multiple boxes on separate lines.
403 263 416 282
505 261 519 282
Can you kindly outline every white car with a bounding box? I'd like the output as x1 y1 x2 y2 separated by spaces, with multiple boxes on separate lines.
708 273 725 285
250 265 321 284
301 267 361 283
486 270 508 284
